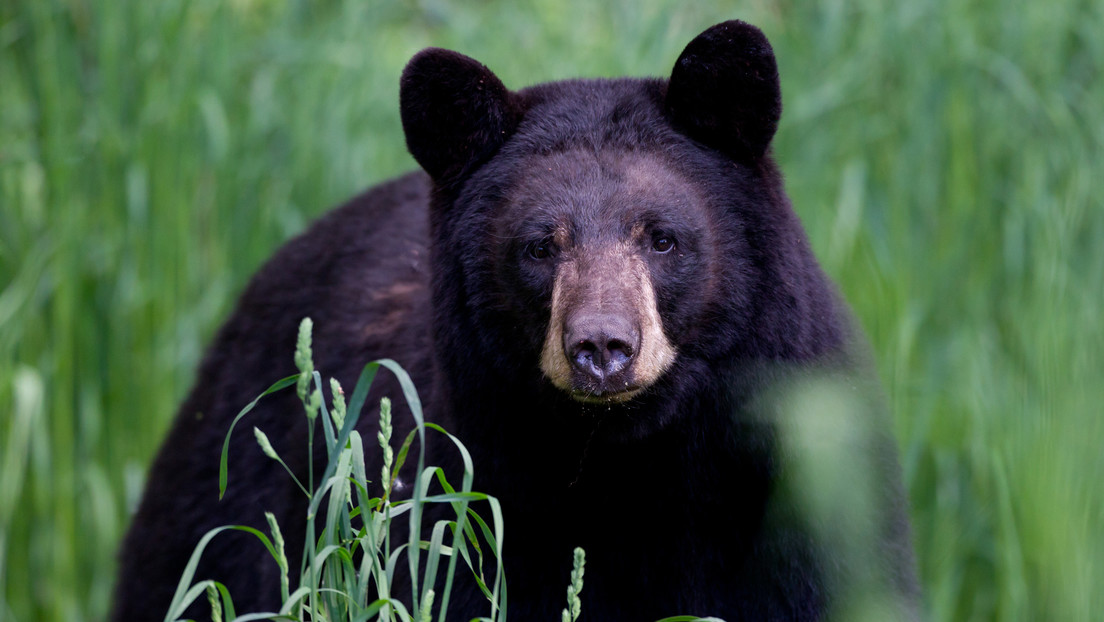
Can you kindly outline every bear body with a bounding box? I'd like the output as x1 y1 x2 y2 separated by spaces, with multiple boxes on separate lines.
113 21 918 621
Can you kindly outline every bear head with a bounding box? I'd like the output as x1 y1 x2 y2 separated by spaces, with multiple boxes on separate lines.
400 21 841 435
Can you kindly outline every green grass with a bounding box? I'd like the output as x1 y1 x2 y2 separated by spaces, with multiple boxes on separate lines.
1 0 1102 620
169 319 508 622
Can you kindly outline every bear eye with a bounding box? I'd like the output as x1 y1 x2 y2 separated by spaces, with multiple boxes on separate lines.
528 237 556 260
652 235 676 254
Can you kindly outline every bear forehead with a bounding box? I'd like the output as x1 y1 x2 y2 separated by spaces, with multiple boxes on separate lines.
500 149 707 236
515 78 670 145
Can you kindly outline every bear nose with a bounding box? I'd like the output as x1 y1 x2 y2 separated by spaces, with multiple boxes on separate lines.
564 314 639 382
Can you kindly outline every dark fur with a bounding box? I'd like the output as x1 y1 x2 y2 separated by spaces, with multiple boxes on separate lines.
113 21 918 621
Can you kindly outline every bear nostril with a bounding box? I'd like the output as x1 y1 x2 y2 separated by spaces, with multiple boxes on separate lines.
573 340 599 372
605 338 633 373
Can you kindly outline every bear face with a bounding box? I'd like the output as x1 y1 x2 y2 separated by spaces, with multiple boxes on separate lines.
522 152 687 402
403 22 841 437
496 150 696 402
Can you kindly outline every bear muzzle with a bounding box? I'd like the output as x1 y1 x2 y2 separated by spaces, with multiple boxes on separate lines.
539 247 677 404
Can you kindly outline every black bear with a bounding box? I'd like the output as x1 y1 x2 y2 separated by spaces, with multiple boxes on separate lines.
113 20 919 621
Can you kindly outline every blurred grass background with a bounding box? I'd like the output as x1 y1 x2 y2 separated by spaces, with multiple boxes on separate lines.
1 0 1101 620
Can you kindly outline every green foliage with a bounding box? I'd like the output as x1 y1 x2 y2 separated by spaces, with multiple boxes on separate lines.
171 318 506 621
560 547 584 622
2 0 1102 620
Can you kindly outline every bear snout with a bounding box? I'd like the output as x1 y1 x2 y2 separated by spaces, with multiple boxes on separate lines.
563 312 640 388
539 244 676 403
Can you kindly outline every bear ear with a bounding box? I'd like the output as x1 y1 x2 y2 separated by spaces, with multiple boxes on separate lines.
665 21 782 162
400 48 523 183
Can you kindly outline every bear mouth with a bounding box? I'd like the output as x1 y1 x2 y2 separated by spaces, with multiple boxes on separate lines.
567 384 644 404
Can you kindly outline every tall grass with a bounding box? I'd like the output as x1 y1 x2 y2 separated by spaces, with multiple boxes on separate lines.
166 319 507 622
1 0 1101 620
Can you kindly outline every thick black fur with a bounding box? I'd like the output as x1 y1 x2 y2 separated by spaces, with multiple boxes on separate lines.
113 20 918 621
